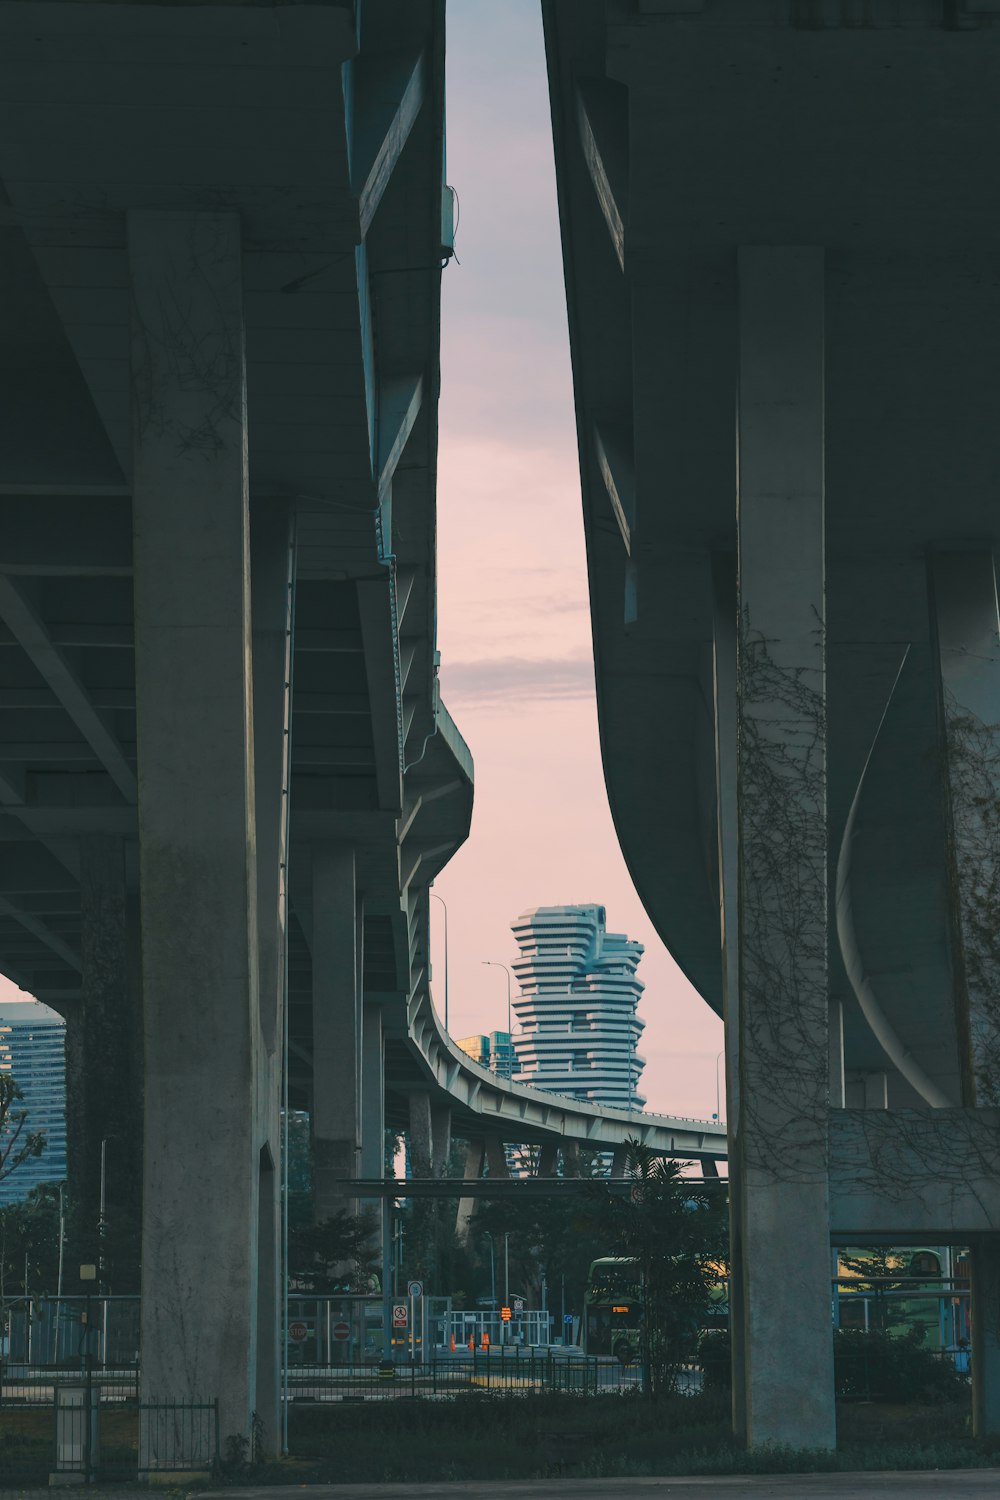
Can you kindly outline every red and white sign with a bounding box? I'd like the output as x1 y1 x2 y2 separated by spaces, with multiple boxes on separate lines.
332 1321 350 1342
288 1320 308 1343
392 1304 408 1328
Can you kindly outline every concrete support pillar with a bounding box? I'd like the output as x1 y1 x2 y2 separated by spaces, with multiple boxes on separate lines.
735 246 834 1450
77 835 139 1277
972 1240 1000 1437
537 1142 558 1177
484 1135 510 1179
360 1006 385 1180
249 498 294 1448
408 1091 433 1179
561 1140 581 1178
130 210 261 1443
312 845 362 1221
712 550 747 1440
430 1104 452 1178
360 1005 385 1261
455 1138 484 1243
609 1142 628 1178
930 553 1000 1432
930 552 1000 1106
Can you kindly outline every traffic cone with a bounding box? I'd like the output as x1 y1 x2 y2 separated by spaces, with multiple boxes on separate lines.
450 1332 456 1353
481 1330 490 1350
468 1333 475 1352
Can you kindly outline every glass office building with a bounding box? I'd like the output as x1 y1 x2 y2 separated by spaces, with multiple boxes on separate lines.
0 1002 67 1203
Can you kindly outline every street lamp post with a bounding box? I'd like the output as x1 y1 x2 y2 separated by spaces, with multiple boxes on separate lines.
482 959 514 1038
430 891 449 1033
715 1050 725 1123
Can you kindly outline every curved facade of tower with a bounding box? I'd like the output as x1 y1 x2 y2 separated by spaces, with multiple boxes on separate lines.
511 905 645 1110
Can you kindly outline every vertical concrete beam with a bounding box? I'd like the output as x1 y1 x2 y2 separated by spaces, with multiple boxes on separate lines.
561 1140 581 1178
78 835 137 1274
249 499 294 1447
537 1141 558 1177
312 845 361 1221
360 1004 385 1256
735 246 834 1450
455 1138 484 1243
712 550 747 1441
930 552 1000 1432
130 210 260 1444
431 1103 452 1177
408 1091 433 1178
972 1241 1000 1437
930 552 1000 1106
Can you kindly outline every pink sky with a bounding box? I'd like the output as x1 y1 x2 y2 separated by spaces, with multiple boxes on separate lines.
1 4 725 1122
431 3 723 1120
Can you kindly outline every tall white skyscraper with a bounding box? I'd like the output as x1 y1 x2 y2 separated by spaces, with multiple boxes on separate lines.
511 905 645 1110
0 1002 67 1204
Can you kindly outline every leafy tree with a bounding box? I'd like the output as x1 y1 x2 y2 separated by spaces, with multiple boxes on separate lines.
475 1192 606 1315
0 1074 45 1186
838 1247 917 1335
289 1208 379 1294
586 1139 728 1396
0 1182 61 1301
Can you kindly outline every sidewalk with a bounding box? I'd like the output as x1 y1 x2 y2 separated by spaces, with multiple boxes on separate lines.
199 1473 1000 1499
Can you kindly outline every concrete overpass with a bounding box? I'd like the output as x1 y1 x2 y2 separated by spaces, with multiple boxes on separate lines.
0 0 475 1456
0 0 724 1459
544 0 1000 1452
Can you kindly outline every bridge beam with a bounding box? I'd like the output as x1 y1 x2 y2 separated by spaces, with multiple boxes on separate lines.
249 497 295 1447
312 844 363 1221
734 246 834 1451
130 209 264 1449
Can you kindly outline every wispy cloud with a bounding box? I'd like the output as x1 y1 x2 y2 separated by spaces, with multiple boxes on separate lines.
440 654 595 705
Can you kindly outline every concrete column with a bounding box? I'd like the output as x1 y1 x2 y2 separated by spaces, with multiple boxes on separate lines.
431 1104 452 1177
455 1138 484 1243
735 246 834 1450
249 499 294 1448
609 1142 628 1177
930 553 1000 1433
408 1091 433 1179
972 1240 1000 1437
312 844 361 1221
561 1140 581 1178
360 1006 385 1179
930 552 1000 1107
537 1142 558 1177
712 550 747 1441
78 835 138 1278
130 210 261 1444
360 1005 384 1252
485 1135 510 1179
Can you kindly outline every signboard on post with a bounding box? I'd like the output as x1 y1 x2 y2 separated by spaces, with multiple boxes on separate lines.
288 1320 308 1343
392 1304 408 1328
407 1280 423 1299
332 1321 350 1342
501 1305 512 1322
513 1298 524 1314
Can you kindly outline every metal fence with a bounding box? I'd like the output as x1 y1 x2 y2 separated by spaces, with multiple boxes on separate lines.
0 1387 218 1485
287 1352 650 1401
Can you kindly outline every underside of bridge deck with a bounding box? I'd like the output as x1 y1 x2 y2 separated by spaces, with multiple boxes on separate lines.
545 0 1000 1450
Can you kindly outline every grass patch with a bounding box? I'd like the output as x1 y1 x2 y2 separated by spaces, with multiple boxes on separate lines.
0 1403 139 1484
224 1392 995 1484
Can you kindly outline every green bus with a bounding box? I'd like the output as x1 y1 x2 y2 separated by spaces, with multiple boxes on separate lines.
583 1257 643 1364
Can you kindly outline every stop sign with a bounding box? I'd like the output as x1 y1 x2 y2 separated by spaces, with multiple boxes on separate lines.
288 1320 308 1343
332 1321 350 1341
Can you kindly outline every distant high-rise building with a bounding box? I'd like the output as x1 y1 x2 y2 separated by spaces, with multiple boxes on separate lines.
455 1030 516 1081
456 1033 490 1068
0 1002 67 1204
511 905 645 1110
